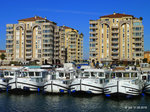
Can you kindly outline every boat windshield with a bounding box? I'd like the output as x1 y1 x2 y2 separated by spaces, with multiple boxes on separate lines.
116 72 122 78
123 73 129 78
131 73 137 77
59 73 64 77
35 72 41 76
10 72 15 76
21 72 28 77
29 72 34 77
84 72 90 77
98 72 104 77
4 72 9 76
91 72 97 77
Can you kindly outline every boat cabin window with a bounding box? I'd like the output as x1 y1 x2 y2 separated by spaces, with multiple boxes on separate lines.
42 72 48 78
142 76 147 80
98 72 104 77
10 72 14 76
29 72 34 76
116 72 122 78
123 73 129 78
91 72 97 77
35 72 41 76
131 73 137 77
52 75 56 80
4 72 9 76
65 73 70 77
105 73 109 78
59 73 64 77
84 72 90 77
21 72 28 77
148 75 150 81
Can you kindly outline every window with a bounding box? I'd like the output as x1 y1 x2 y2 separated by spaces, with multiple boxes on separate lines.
113 19 115 23
59 73 64 77
35 72 40 76
116 72 122 77
29 72 34 76
84 72 90 77
98 72 104 77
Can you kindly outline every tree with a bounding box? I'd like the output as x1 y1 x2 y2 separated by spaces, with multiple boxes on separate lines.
143 58 147 63
139 17 143 20
0 53 6 65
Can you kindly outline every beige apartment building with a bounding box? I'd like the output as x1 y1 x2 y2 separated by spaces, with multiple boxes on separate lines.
89 13 144 65
58 26 83 64
6 16 83 65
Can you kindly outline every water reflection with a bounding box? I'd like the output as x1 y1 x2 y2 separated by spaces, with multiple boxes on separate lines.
0 93 149 112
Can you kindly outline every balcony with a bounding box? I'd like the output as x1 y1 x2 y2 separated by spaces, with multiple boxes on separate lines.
89 21 98 25
111 30 119 34
112 55 119 59
26 32 32 35
112 35 119 38
112 45 119 48
89 31 97 34
133 40 141 44
90 36 97 39
133 45 143 48
89 26 98 29
112 50 119 54
111 26 119 29
112 40 118 44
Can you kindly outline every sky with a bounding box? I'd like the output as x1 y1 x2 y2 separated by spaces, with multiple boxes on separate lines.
0 0 150 60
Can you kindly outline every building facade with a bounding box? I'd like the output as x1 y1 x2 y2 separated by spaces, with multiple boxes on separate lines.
6 16 83 65
59 26 83 64
144 51 150 63
89 13 144 65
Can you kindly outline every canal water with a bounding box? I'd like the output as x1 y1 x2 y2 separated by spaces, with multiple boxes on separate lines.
0 92 149 112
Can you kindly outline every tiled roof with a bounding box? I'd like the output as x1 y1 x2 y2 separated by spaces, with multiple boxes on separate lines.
144 51 150 54
18 16 46 21
100 13 133 18
0 50 6 53
61 26 74 30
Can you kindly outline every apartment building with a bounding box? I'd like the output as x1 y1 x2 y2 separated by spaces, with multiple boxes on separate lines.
59 26 83 64
89 13 144 65
6 16 83 65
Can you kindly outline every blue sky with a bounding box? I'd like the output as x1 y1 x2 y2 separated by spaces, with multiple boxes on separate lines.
0 0 150 59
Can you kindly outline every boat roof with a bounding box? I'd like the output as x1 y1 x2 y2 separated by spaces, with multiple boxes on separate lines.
113 70 138 73
84 69 110 72
22 69 48 72
55 67 76 72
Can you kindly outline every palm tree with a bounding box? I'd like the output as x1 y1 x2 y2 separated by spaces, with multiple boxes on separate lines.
0 53 6 65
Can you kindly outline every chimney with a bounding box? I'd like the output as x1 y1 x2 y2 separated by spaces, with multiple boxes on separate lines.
35 16 37 19
113 12 116 15
45 17 47 19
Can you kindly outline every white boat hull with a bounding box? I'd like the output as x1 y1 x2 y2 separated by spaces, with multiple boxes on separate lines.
70 79 103 94
104 79 142 96
44 80 68 93
144 82 150 94
7 78 43 92
0 79 7 91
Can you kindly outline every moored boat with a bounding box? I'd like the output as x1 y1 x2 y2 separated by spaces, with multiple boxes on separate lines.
104 69 144 97
70 68 111 94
